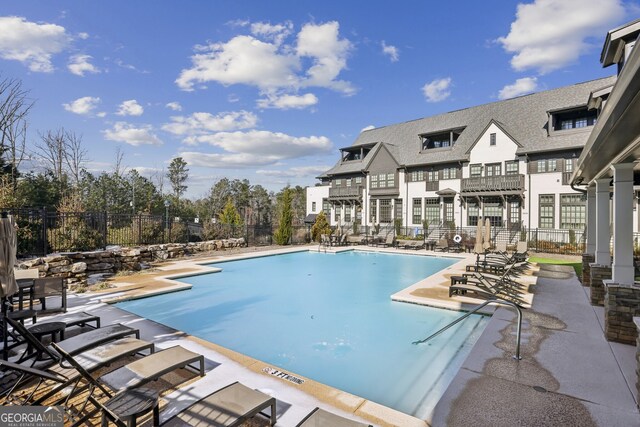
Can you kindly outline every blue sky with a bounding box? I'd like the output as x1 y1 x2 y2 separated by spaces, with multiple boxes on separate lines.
0 0 637 197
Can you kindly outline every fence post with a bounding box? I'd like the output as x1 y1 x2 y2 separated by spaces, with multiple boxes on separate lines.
137 214 142 245
103 211 108 249
41 207 47 256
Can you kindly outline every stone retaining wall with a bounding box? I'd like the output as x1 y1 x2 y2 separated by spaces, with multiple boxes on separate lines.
16 238 246 289
581 253 594 286
603 282 640 345
589 264 612 306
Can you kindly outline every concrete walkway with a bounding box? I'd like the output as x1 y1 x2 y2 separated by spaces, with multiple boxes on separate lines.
431 264 640 426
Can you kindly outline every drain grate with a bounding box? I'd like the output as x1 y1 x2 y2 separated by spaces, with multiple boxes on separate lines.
533 385 548 393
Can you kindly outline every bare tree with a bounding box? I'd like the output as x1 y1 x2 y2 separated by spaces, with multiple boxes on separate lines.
151 166 165 196
35 128 67 181
4 119 27 192
0 77 33 188
113 146 127 177
64 130 88 185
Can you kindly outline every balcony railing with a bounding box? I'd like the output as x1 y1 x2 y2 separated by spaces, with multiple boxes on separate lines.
329 185 363 199
461 174 525 193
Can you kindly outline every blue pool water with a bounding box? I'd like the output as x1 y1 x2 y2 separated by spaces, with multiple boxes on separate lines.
117 251 488 418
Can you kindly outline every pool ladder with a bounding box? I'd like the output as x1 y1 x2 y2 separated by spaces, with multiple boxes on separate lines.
412 298 523 360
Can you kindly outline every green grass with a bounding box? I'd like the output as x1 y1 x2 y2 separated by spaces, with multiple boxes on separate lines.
528 256 582 277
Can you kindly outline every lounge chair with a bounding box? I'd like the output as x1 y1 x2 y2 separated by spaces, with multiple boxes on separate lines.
514 241 528 262
434 238 449 252
0 359 69 405
52 343 205 426
97 345 204 391
7 317 140 365
163 381 277 426
493 241 508 254
296 407 372 427
346 234 364 245
47 311 100 330
374 233 394 248
32 277 67 313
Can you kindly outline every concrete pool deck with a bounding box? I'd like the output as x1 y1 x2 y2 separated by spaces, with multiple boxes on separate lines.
17 245 640 426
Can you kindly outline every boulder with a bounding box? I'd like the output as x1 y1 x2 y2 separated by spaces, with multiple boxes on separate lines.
71 262 87 273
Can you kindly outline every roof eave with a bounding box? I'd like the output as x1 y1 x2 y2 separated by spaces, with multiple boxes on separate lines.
573 41 640 184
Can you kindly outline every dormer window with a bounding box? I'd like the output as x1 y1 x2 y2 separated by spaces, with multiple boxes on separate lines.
551 107 597 131
340 145 373 162
420 127 465 151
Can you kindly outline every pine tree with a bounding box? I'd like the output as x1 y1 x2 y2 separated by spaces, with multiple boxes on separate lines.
273 188 293 245
218 198 242 226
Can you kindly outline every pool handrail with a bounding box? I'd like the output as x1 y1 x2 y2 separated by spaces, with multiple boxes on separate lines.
412 297 523 360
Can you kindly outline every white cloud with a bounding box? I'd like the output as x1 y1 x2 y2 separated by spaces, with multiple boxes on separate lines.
176 21 354 97
256 92 318 109
68 54 99 76
165 102 182 111
116 99 144 116
256 165 331 177
381 41 399 62
176 35 299 91
498 77 539 100
181 130 332 169
0 16 70 72
250 21 293 45
296 21 354 94
191 130 332 159
162 111 258 138
180 152 280 169
498 0 625 73
77 32 89 40
62 96 101 115
422 77 452 102
361 125 375 132
103 122 163 146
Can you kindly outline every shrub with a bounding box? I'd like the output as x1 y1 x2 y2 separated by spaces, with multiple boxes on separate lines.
47 221 103 252
168 222 189 243
273 188 293 245
311 211 331 242
394 218 402 236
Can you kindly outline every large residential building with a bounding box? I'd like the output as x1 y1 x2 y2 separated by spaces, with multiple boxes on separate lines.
307 75 626 236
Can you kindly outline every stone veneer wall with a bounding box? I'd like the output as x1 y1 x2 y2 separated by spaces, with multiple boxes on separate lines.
589 263 612 306
603 282 640 345
16 238 246 289
581 253 595 286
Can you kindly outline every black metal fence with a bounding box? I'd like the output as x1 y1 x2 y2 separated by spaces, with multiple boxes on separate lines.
337 223 594 255
4 208 311 257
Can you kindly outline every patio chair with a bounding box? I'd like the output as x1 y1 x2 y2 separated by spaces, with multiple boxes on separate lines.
434 238 449 252
0 359 69 405
163 381 277 426
493 241 508 254
7 317 141 366
296 407 372 427
32 277 67 313
377 233 395 248
47 311 100 330
51 343 205 426
514 241 528 262
1 321 153 406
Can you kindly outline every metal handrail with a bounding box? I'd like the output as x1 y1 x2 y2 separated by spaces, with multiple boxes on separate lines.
412 298 523 360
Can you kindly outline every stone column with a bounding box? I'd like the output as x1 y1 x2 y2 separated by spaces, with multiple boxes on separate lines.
603 283 640 344
586 185 596 254
611 163 636 285
581 253 595 286
595 178 611 266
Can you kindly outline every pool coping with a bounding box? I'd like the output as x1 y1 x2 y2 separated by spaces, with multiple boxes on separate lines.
98 245 519 426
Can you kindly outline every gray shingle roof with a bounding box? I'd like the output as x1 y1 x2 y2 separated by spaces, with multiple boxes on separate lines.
323 76 617 176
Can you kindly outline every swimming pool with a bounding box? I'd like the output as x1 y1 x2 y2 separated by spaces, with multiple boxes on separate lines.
117 251 488 418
